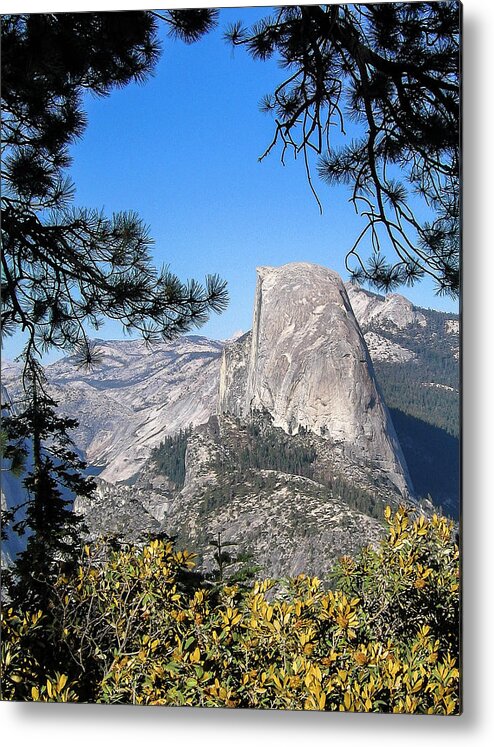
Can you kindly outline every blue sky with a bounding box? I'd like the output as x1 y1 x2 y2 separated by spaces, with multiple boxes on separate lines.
4 5 459 361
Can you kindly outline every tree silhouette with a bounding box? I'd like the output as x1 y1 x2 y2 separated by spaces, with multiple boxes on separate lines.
1 11 227 373
2 360 96 611
226 2 460 296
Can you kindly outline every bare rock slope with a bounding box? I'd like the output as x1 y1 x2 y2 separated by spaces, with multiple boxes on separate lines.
2 336 223 484
165 418 386 579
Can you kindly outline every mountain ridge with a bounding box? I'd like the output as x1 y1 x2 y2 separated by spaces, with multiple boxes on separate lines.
2 265 460 551
66 262 436 578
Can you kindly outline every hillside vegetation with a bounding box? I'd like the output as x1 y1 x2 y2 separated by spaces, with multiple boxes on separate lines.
364 307 459 516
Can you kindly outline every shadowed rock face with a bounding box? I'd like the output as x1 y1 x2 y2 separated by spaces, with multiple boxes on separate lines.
219 263 412 497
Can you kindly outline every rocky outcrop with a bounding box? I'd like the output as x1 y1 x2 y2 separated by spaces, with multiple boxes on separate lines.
74 481 161 544
345 283 427 329
218 332 251 417
219 263 412 497
163 415 388 579
361 331 416 363
172 468 385 579
445 319 459 335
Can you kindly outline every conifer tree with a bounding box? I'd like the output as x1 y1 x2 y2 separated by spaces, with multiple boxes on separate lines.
2 360 96 611
1 11 227 372
226 3 460 296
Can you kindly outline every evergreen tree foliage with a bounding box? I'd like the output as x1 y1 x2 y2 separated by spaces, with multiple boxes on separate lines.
216 417 317 479
367 306 459 438
327 476 384 519
206 533 261 588
226 3 460 296
1 360 96 611
1 11 227 371
387 408 459 519
151 427 192 489
379 368 459 438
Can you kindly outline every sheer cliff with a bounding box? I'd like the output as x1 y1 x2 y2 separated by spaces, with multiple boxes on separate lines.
219 263 412 498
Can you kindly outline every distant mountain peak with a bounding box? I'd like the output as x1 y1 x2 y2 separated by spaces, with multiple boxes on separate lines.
345 282 427 329
224 330 245 343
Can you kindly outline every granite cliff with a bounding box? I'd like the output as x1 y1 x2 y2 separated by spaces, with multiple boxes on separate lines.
74 264 419 578
219 263 412 497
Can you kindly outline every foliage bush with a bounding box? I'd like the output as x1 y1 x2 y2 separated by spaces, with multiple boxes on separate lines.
1 608 77 702
1 507 460 713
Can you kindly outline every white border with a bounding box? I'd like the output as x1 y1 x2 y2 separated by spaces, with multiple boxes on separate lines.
1 1 493 744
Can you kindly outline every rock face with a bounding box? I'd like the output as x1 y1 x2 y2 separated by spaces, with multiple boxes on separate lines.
2 265 460 575
2 336 223 484
218 332 251 417
345 283 427 329
74 480 162 544
360 331 416 363
219 263 412 497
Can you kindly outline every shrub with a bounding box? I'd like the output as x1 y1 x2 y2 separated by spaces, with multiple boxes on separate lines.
1 508 460 713
1 607 77 702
